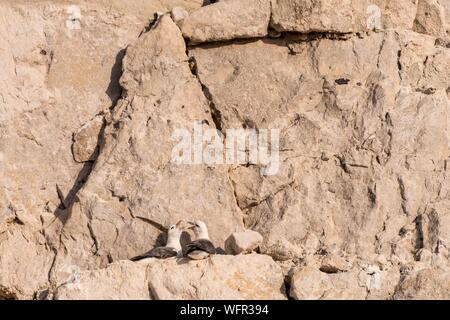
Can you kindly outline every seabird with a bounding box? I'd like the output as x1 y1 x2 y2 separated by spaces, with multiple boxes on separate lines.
185 220 216 260
130 220 183 261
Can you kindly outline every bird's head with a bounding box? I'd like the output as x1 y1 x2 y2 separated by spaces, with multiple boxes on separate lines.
187 220 209 239
167 220 184 239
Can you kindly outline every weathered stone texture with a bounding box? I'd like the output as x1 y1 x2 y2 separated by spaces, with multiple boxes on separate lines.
1 0 449 300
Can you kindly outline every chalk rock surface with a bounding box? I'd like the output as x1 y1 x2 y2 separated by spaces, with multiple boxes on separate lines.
55 261 150 300
0 0 449 300
181 0 271 43
55 254 286 300
393 266 450 300
270 0 420 33
289 265 400 300
0 0 206 300
225 230 264 254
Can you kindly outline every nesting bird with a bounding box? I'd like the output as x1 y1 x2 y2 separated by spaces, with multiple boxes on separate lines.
185 220 216 260
130 220 183 261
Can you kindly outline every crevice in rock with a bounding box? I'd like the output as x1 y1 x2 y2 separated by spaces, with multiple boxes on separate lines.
187 30 357 51
187 55 223 133
397 49 403 80
110 189 127 202
241 180 295 211
87 221 99 255
54 120 106 225
397 176 409 216
414 215 424 252
376 37 386 69
282 275 293 300
106 48 127 107
46 248 58 287
367 184 377 207
138 13 161 38
415 87 436 95
299 31 354 41
42 49 54 76
53 163 92 225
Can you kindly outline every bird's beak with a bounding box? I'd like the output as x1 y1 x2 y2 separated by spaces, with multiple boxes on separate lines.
175 220 185 229
187 221 195 229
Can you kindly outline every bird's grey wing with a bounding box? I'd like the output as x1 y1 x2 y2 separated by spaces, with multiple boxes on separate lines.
185 239 216 254
130 247 177 261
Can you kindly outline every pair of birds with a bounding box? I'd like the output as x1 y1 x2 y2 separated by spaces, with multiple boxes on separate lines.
130 220 216 261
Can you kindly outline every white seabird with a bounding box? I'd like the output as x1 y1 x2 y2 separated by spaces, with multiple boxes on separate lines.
185 220 216 260
130 220 183 261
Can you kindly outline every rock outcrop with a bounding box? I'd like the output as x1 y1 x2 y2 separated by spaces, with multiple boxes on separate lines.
393 265 450 300
225 230 264 254
181 0 271 43
54 261 150 300
289 265 400 300
270 0 420 33
54 254 286 300
0 0 449 300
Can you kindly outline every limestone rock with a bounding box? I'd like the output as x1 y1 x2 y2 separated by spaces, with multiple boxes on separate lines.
171 7 189 27
181 0 271 43
72 116 104 163
319 253 353 273
414 0 447 38
54 254 286 300
190 29 450 265
54 261 150 300
0 0 206 299
49 14 244 276
225 230 264 254
270 0 419 33
0 228 53 300
270 0 355 33
147 254 287 300
289 265 400 300
381 0 419 29
393 267 450 299
1 0 449 300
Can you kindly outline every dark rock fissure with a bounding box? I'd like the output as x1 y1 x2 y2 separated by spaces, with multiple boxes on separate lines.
187 55 223 133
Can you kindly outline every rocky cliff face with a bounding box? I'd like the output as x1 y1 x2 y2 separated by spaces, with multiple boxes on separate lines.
0 0 449 300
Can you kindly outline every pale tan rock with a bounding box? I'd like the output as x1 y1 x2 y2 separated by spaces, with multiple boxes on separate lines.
54 261 150 300
290 265 400 300
147 254 287 300
414 0 447 38
55 254 286 300
225 230 264 254
0 228 54 300
0 0 224 299
319 254 352 273
382 0 419 29
181 0 271 43
270 0 355 33
270 0 419 33
289 266 334 300
190 29 450 267
72 116 104 163
393 267 450 299
171 7 189 27
1 0 450 301
50 15 244 276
